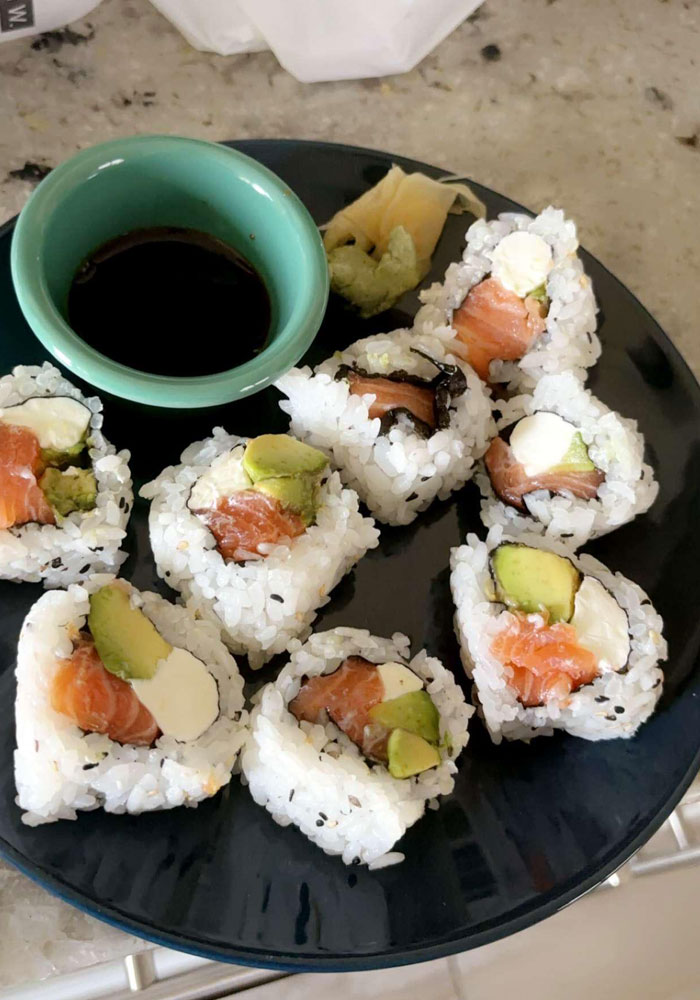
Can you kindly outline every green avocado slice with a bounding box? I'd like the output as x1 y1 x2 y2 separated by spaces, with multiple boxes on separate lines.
368 690 440 744
88 584 172 681
491 543 581 623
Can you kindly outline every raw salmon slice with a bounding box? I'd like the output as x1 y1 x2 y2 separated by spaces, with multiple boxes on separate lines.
196 489 306 563
0 422 55 529
491 614 598 708
485 436 605 510
347 371 437 429
289 656 389 760
51 636 160 746
452 277 546 381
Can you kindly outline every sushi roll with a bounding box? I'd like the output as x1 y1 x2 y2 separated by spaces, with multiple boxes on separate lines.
415 207 599 392
241 627 473 867
15 576 247 825
277 328 494 525
477 372 658 546
140 430 379 668
450 527 666 743
0 363 132 585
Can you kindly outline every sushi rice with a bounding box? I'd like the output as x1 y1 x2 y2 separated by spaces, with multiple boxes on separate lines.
0 364 132 586
277 328 494 525
478 371 658 546
140 429 380 668
241 627 474 867
450 526 666 743
15 574 248 826
415 207 600 392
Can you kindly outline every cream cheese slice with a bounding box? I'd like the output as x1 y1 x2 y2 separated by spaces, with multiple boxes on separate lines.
0 396 90 451
509 412 577 477
491 231 553 298
571 576 630 671
131 647 219 742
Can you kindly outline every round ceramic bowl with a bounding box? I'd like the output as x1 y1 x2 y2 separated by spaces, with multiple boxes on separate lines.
10 135 329 408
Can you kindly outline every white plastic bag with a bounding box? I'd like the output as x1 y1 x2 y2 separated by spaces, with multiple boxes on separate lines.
0 0 102 44
150 0 483 83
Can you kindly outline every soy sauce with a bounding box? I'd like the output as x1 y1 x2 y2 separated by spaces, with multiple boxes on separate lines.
68 227 271 377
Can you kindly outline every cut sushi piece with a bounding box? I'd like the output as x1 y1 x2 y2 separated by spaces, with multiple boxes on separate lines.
277 328 495 526
241 628 473 867
140 429 379 668
477 372 658 546
0 364 132 585
450 527 666 743
415 207 600 393
14 575 248 826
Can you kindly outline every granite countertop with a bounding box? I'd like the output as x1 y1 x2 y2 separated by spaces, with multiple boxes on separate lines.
0 0 698 988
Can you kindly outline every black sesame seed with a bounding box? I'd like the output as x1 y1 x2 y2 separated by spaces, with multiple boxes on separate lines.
165 571 171 577
51 557 62 568
82 762 98 770
270 594 284 603
123 503 130 514
352 857 361 865
316 819 324 827
319 812 328 820
605 714 617 721
118 496 126 510
594 695 609 703
614 705 625 714
421 476 430 482
406 492 418 502
289 789 295 802
653 677 662 688
79 564 90 574
481 43 501 61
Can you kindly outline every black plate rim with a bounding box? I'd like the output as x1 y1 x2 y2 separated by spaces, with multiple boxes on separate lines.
0 138 699 973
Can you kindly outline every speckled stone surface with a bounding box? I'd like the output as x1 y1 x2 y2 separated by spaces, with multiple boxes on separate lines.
0 0 698 987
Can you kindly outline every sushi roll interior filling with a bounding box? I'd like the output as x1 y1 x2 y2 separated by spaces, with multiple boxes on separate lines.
489 543 631 707
289 657 443 778
51 581 219 744
187 434 329 563
334 348 467 440
485 411 605 511
0 396 98 528
450 232 554 381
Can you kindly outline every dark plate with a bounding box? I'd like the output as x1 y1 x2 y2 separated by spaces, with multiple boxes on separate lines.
0 140 698 972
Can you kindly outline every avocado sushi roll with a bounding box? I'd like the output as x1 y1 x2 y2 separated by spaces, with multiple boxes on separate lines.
241 627 473 867
140 430 379 668
0 363 132 585
15 576 247 825
477 372 658 546
415 207 599 393
450 528 666 743
277 328 494 525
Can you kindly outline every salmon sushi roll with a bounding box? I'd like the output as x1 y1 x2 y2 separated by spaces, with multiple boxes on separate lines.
140 430 379 668
277 328 494 525
450 528 666 743
241 627 473 867
14 576 247 825
415 207 599 393
0 363 132 585
477 372 658 546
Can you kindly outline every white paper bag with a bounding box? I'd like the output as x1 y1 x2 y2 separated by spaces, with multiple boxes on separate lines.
150 0 483 82
0 0 102 44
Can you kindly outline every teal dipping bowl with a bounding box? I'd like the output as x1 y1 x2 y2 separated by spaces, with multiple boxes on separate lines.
10 135 329 408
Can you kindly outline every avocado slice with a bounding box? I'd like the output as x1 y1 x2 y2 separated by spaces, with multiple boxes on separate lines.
39 467 97 517
243 435 328 483
387 728 441 779
88 584 172 681
254 475 319 526
491 543 581 623
40 438 87 470
369 690 440 744
550 431 596 473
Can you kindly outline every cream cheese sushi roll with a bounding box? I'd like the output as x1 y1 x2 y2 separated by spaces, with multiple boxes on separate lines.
415 207 599 392
277 328 494 526
477 372 658 546
241 627 474 868
141 430 379 668
15 575 247 826
0 363 132 585
450 528 666 743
